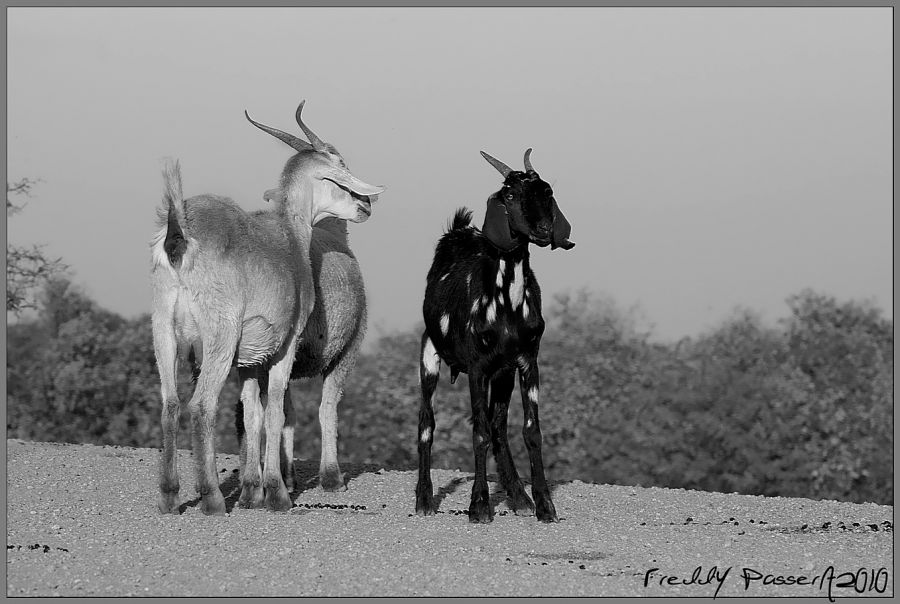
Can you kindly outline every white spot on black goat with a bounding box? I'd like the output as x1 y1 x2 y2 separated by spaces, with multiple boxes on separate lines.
527 387 539 404
522 300 530 319
510 261 525 308
440 273 450 282
526 418 533 429
496 259 506 287
422 337 441 376
440 313 450 335
486 299 497 324
420 427 432 443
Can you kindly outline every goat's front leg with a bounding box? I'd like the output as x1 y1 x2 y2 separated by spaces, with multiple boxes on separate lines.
261 341 297 512
319 358 357 491
489 369 534 515
236 367 265 508
518 356 558 523
468 370 493 524
415 333 441 515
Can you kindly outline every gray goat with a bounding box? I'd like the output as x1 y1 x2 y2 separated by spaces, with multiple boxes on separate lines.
235 193 369 495
150 101 384 515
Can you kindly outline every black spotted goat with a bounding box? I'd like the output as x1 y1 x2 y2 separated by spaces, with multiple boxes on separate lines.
416 148 575 523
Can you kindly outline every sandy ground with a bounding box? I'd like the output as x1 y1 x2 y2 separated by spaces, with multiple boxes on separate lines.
5 439 893 597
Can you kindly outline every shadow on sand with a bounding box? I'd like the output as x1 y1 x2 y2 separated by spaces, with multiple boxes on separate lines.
196 459 385 513
179 460 570 515
428 472 567 515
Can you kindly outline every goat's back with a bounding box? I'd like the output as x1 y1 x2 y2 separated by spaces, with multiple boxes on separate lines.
157 195 304 366
423 210 544 377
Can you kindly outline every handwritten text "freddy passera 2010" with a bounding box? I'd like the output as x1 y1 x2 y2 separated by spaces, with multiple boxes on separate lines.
643 565 890 600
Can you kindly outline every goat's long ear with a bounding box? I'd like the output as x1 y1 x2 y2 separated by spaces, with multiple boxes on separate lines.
263 188 282 203
482 196 517 251
322 166 386 196
550 199 575 250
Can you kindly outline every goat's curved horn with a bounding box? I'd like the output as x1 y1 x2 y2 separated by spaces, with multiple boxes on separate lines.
245 110 312 153
480 151 513 178
295 100 328 152
523 148 535 172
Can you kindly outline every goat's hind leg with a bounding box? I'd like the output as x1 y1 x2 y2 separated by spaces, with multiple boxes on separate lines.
489 370 535 516
153 312 182 515
467 370 493 523
236 367 265 508
280 385 296 492
188 340 236 516
415 333 441 515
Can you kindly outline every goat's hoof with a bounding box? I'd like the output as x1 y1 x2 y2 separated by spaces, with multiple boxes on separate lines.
415 483 434 515
415 496 435 516
535 498 558 523
320 470 348 492
237 484 264 509
200 489 226 516
264 483 292 513
157 491 181 515
509 491 536 516
282 468 296 492
468 499 493 524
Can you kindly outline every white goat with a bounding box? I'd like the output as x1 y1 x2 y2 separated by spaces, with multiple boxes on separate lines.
150 101 384 515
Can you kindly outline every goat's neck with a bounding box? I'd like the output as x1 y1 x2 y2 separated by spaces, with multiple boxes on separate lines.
280 181 316 246
278 182 317 325
491 241 531 267
315 218 350 246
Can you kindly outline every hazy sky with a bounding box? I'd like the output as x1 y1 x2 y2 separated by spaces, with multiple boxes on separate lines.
6 7 892 344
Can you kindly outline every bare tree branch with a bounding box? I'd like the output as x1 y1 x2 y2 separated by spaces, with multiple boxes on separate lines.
7 178 67 314
7 178 42 215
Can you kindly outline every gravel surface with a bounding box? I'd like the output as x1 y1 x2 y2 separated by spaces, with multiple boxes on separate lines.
5 439 893 597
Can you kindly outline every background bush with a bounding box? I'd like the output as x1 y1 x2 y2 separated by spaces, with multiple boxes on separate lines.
6 278 892 505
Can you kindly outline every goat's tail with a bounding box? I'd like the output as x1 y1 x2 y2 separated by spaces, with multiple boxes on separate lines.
162 159 184 224
160 159 188 268
449 207 473 232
